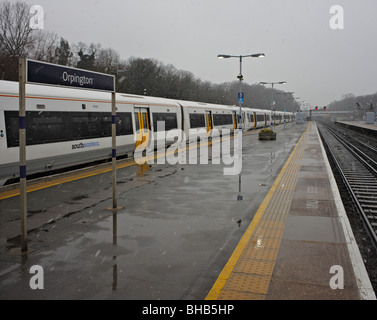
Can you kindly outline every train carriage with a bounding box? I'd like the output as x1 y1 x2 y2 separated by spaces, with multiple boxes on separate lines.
0 80 295 185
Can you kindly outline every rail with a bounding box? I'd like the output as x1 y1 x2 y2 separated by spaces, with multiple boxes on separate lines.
317 121 377 248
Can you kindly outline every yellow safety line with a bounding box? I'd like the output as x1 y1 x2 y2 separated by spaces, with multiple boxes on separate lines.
205 122 310 300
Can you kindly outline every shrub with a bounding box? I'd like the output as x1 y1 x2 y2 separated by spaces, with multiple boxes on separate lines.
260 128 274 134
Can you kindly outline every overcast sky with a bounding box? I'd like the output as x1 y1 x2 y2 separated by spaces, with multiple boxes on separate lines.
21 0 377 108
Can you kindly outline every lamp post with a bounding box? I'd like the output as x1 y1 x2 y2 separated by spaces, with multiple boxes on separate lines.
259 81 286 130
277 91 294 129
218 53 265 130
217 53 264 201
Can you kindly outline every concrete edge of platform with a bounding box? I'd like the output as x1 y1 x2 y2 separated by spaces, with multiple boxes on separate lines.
316 122 376 300
335 121 377 133
204 123 310 300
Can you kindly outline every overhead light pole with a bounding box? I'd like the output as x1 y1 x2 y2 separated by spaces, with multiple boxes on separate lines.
277 91 294 129
217 53 264 201
259 81 286 130
218 53 265 130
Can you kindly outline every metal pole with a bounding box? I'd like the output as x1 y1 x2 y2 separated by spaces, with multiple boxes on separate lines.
239 56 243 130
111 91 117 209
238 56 243 201
19 58 27 252
270 83 274 130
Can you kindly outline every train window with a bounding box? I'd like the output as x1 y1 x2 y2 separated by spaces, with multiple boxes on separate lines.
153 113 178 131
189 113 205 128
134 113 140 131
4 111 133 148
213 114 233 126
4 111 19 147
31 112 67 144
117 114 133 135
142 113 149 130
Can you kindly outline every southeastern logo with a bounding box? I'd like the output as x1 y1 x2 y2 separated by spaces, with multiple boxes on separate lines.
72 141 100 149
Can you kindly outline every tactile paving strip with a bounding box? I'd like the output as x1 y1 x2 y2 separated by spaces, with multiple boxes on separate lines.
206 123 310 300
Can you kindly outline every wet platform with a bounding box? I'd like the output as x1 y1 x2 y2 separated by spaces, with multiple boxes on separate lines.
336 120 377 132
205 122 376 300
0 121 375 300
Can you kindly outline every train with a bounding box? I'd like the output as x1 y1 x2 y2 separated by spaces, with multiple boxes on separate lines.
0 80 295 186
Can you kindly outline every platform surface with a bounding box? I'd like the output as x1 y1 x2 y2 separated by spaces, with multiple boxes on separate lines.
0 122 307 300
206 122 376 300
336 120 377 131
0 121 375 300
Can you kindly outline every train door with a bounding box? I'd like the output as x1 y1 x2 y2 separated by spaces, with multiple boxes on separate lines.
134 107 151 150
205 111 213 134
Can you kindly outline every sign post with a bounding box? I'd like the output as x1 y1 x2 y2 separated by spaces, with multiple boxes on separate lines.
19 59 118 252
19 58 27 252
111 91 117 209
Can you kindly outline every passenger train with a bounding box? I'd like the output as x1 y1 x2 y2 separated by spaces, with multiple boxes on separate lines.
0 80 295 185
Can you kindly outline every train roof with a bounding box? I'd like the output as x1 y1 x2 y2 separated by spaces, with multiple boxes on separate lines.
0 80 294 113
0 80 237 111
0 80 181 107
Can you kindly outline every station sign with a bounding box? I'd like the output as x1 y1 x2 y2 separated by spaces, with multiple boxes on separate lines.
238 92 244 103
26 59 115 92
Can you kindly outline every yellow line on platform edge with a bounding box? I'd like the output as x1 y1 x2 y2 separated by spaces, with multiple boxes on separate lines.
205 122 310 300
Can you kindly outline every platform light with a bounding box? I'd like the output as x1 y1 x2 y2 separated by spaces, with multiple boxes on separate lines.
217 54 231 59
259 81 287 130
218 53 265 130
217 52 265 201
217 53 265 59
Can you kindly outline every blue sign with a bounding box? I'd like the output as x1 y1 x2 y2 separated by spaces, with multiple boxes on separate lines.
27 59 115 92
238 92 244 103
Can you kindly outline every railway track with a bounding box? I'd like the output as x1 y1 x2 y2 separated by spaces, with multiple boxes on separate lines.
317 120 377 248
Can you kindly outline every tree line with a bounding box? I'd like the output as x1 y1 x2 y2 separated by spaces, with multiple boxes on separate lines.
327 93 376 113
0 1 300 112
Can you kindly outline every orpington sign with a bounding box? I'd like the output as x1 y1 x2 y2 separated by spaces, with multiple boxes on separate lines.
26 59 114 92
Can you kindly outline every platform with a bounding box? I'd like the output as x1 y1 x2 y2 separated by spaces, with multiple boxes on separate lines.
206 122 376 300
336 120 377 132
0 121 375 300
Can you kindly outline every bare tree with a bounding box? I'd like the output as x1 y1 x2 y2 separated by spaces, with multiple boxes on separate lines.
28 30 59 62
95 47 120 74
0 1 60 79
0 1 33 58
